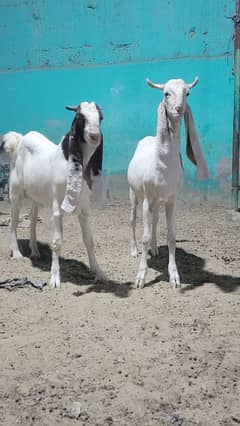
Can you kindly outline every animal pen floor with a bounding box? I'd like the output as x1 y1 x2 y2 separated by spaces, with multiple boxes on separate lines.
0 190 240 426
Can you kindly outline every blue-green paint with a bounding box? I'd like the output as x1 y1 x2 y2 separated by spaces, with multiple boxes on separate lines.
0 0 236 188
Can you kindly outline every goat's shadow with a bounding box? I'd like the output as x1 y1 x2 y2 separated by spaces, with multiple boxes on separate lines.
147 245 240 293
18 239 133 298
16 239 240 295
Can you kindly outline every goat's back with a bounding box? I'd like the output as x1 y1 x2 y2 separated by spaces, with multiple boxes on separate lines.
128 136 157 189
12 132 58 206
22 131 57 154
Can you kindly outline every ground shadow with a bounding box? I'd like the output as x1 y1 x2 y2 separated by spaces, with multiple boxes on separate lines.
147 245 240 293
18 239 133 298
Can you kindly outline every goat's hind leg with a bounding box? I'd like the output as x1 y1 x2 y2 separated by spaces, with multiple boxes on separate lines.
79 210 107 282
29 201 40 258
129 187 138 257
150 205 159 257
10 192 24 259
50 201 63 288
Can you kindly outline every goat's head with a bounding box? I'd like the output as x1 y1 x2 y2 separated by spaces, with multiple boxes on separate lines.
146 76 198 120
66 101 103 147
61 102 104 214
146 76 208 180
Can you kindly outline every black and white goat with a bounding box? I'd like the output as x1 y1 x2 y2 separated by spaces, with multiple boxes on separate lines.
127 77 208 289
0 102 107 288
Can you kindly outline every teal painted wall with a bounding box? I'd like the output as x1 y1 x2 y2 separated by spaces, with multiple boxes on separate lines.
0 0 236 186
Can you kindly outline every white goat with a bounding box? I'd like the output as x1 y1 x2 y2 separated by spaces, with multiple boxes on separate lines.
1 102 107 288
127 77 208 289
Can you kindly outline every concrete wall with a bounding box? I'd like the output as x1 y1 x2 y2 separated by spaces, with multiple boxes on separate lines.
0 0 236 189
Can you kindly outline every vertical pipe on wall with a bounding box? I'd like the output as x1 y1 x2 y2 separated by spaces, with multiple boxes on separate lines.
232 0 240 210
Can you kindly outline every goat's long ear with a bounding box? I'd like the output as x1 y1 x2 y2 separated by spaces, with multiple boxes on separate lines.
91 133 103 176
89 134 108 209
61 135 84 213
184 104 208 180
83 132 103 190
157 101 169 139
95 104 103 121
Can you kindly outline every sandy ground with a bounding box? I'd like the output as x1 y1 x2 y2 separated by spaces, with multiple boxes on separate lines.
0 190 240 426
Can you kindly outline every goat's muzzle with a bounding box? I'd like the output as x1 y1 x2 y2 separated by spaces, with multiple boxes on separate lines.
89 132 101 145
175 106 184 114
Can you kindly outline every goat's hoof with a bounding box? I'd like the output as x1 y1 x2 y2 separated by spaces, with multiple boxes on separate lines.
169 273 181 289
94 270 108 282
49 276 61 289
131 247 138 258
135 273 145 289
11 250 23 259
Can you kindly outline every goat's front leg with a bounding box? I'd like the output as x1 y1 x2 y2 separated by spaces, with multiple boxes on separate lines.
50 201 63 289
10 195 23 259
165 195 180 288
129 187 138 257
136 197 152 288
29 202 40 258
79 210 107 282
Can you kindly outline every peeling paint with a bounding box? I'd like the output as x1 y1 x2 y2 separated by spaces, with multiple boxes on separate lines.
110 42 135 49
32 11 41 20
0 0 235 73
0 52 234 74
188 26 197 38
110 84 125 96
87 0 97 9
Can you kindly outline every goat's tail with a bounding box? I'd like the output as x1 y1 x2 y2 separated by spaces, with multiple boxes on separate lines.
0 131 23 157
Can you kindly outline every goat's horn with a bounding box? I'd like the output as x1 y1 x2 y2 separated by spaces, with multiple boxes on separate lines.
65 105 78 111
188 76 199 89
146 78 165 90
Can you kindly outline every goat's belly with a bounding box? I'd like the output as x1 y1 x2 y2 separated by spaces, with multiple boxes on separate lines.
24 182 53 207
23 162 54 207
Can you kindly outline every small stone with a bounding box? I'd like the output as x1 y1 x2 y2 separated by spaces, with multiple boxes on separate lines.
66 401 82 419
105 415 113 424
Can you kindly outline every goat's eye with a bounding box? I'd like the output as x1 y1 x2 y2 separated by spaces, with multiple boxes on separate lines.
186 92 190 97
165 92 170 98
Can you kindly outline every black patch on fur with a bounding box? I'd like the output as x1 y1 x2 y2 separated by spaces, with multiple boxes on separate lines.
61 108 86 168
71 111 86 141
61 132 70 161
90 133 103 176
0 135 4 151
95 104 103 121
89 104 103 177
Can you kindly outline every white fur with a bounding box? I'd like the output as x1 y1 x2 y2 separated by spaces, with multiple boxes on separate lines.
4 102 106 288
128 77 207 289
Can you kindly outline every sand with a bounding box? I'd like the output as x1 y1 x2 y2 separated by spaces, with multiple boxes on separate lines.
0 193 240 426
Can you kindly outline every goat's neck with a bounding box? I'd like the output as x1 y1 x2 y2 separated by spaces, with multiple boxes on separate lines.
156 114 181 157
